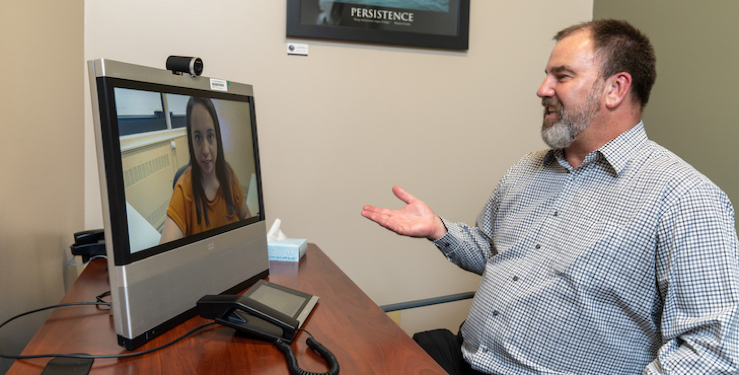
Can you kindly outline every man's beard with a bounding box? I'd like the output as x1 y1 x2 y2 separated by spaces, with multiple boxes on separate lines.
540 83 602 149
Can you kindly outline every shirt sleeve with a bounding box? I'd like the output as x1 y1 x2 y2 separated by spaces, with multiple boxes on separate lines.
432 188 500 276
644 181 739 374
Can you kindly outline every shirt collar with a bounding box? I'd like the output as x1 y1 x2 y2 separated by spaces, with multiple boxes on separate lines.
543 121 648 177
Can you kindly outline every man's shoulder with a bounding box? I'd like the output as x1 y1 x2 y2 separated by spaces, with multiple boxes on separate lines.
494 149 556 189
631 140 726 200
636 141 709 182
514 149 552 168
504 149 561 177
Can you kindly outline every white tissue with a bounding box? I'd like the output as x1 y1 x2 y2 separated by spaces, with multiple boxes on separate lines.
266 219 307 261
267 218 287 241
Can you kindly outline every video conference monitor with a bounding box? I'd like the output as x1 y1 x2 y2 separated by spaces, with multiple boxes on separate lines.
87 59 269 350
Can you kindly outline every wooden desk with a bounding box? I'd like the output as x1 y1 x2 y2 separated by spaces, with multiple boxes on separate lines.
8 244 445 374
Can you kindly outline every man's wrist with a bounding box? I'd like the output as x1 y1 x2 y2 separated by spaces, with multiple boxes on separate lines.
429 215 448 241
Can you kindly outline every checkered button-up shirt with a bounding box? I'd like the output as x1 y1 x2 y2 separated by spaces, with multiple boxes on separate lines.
434 122 739 374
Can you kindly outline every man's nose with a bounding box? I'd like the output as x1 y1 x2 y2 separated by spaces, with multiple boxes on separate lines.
537 76 555 98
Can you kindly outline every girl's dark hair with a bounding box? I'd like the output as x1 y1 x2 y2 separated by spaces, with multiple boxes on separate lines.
185 96 236 227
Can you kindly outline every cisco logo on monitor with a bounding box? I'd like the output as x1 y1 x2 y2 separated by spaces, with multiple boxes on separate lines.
207 242 215 251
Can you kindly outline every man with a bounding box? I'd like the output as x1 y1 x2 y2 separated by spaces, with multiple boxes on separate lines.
362 19 739 375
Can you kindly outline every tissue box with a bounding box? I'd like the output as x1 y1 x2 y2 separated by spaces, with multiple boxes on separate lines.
268 239 307 262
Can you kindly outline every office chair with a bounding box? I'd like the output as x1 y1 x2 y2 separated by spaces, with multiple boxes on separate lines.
172 162 190 188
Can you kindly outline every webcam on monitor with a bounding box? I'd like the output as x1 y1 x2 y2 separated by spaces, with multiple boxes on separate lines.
166 56 203 76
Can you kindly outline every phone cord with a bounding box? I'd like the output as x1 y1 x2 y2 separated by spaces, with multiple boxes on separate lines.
274 337 340 375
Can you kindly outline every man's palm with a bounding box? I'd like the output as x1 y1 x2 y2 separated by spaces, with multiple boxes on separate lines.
361 186 445 240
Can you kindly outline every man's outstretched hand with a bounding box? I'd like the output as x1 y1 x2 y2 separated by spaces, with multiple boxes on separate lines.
361 186 447 240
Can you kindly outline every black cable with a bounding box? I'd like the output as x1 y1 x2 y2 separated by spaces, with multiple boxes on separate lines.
95 291 110 304
0 302 217 360
3 301 340 374
273 329 340 375
0 302 109 332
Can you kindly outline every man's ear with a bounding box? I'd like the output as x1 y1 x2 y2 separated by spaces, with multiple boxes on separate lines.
604 72 632 109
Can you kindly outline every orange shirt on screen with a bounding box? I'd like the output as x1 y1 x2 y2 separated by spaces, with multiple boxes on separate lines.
166 164 244 236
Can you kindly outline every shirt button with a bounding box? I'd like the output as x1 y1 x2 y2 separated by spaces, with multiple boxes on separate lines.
443 243 450 248
553 211 559 216
535 244 541 249
512 276 519 282
492 310 499 316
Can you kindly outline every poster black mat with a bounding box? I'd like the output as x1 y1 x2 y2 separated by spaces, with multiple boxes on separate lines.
286 0 470 50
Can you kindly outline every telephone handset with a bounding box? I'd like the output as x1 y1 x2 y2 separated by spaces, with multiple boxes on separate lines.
197 294 300 342
197 280 339 375
69 229 106 263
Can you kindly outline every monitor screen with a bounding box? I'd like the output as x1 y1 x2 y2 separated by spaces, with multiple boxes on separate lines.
88 59 269 350
114 86 261 255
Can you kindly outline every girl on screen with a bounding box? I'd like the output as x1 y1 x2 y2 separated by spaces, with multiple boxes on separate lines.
159 96 251 243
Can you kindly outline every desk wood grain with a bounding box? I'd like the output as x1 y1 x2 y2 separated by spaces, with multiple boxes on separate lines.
8 244 446 374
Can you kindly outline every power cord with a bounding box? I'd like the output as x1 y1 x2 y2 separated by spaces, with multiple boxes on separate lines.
67 255 106 267
0 301 216 360
95 291 110 304
2 299 340 374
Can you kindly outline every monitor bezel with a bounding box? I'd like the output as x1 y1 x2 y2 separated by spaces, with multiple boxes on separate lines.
88 59 270 350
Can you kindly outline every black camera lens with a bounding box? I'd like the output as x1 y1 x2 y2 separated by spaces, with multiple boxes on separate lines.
192 58 203 76
166 56 203 76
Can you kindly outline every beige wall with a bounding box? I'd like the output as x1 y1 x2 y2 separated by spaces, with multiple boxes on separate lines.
593 1 739 228
0 0 84 372
84 1 592 334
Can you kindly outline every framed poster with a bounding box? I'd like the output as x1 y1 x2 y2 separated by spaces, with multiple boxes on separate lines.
286 0 470 50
